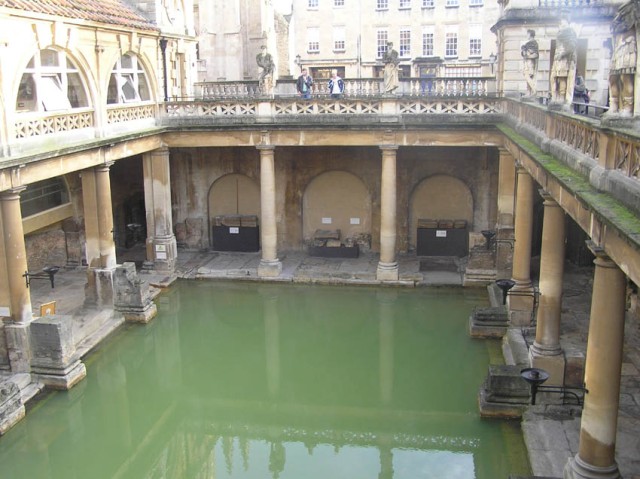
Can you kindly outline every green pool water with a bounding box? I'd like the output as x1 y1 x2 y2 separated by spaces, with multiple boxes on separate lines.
0 281 531 478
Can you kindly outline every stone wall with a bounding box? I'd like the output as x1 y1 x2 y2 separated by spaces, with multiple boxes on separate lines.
169 144 498 253
25 228 67 272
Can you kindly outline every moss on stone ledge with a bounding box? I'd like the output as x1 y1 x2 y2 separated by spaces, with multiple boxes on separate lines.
497 124 640 248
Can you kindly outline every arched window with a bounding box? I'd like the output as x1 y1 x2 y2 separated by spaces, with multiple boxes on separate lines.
16 49 89 113
107 54 151 104
20 178 70 218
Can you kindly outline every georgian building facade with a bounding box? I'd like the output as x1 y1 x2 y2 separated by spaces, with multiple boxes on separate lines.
291 0 501 80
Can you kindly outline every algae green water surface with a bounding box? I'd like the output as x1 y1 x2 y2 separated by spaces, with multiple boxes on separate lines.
0 281 531 478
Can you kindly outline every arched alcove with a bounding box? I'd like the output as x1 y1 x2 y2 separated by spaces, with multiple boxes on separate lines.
208 174 260 250
409 175 474 252
302 171 371 246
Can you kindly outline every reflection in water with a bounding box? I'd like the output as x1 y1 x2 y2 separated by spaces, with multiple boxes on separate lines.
0 282 531 479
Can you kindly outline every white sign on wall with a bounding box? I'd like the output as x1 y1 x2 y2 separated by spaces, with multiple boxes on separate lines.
229 227 239 234
350 218 360 225
436 230 447 237
322 217 332 224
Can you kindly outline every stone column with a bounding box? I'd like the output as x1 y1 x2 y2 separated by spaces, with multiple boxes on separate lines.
565 244 625 479
82 164 116 307
95 163 116 269
1 187 33 372
496 149 516 278
143 147 177 275
81 169 100 269
377 146 399 281
509 165 535 325
257 145 282 277
530 192 566 386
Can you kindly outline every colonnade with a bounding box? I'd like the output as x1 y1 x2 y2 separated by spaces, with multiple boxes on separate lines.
502 149 628 479
0 146 177 372
255 140 399 281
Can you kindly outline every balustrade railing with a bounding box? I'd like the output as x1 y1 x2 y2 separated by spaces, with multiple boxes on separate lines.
13 108 94 139
538 0 601 6
613 136 640 180
164 96 501 118
194 77 495 99
553 115 600 161
107 104 156 124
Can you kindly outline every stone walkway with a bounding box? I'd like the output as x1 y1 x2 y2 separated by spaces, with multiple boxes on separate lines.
7 247 640 478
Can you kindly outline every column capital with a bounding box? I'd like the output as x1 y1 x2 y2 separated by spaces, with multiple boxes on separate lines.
95 161 115 172
150 145 170 157
256 144 275 152
0 186 27 200
379 145 398 152
539 189 559 206
585 240 612 262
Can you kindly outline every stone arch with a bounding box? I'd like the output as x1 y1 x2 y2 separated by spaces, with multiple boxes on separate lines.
207 173 261 248
409 175 474 251
302 170 371 246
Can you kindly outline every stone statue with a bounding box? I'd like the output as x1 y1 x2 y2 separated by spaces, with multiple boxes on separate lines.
549 16 577 106
383 41 400 94
256 45 275 94
607 0 638 116
521 29 539 98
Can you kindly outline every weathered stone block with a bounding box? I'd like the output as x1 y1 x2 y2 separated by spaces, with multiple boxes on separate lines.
485 364 531 399
0 381 25 435
30 315 75 369
468 306 509 338
113 262 157 323
478 364 531 419
30 314 86 390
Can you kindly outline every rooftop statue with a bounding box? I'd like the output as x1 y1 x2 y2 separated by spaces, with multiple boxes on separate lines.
521 29 539 98
607 0 638 117
549 16 577 108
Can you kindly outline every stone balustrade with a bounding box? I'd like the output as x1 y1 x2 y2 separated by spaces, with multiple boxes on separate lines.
195 77 496 99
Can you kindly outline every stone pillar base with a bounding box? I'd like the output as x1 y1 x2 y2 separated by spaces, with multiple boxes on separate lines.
84 267 115 308
121 303 158 323
30 314 86 390
114 263 158 323
32 361 87 390
564 454 621 479
376 262 399 281
0 381 25 435
4 321 32 373
508 286 535 326
529 348 566 387
152 235 177 273
258 259 282 278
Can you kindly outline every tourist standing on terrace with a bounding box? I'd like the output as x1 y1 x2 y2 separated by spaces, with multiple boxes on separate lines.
297 68 313 99
328 70 344 98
